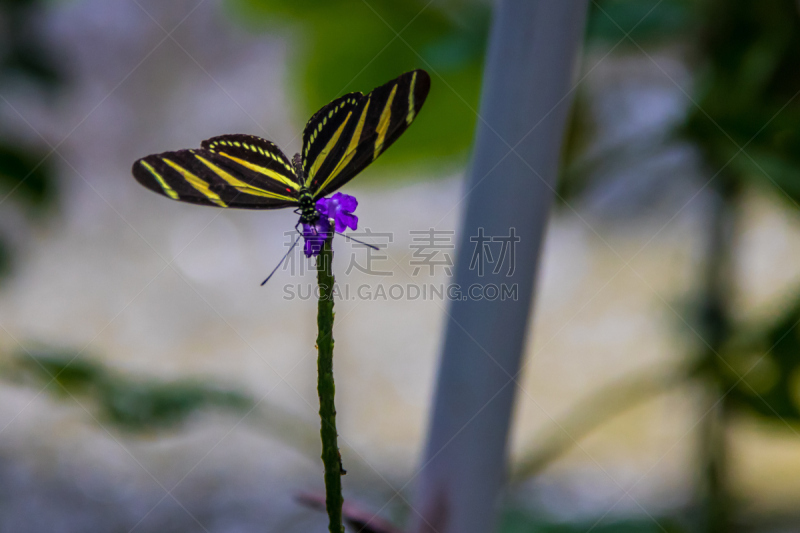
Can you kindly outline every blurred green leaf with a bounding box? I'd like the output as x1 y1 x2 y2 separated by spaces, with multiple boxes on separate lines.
499 509 687 533
0 143 55 208
19 349 103 392
719 295 800 422
10 351 254 431
682 0 800 207
0 142 57 286
0 0 62 89
226 0 488 168
0 0 64 286
0 0 40 9
557 91 598 202
586 0 695 45
101 380 252 431
0 239 11 281
0 46 62 88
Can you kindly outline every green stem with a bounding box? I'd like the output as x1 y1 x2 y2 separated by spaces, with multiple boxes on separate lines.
697 176 739 533
700 385 729 533
316 235 344 533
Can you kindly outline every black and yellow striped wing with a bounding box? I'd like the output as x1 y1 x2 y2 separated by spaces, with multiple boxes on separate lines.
132 134 300 209
301 69 430 199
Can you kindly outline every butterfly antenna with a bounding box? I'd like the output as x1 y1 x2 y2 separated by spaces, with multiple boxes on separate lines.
337 232 379 251
261 235 301 286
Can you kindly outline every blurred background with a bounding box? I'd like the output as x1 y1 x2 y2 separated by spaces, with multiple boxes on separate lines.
1 0 800 531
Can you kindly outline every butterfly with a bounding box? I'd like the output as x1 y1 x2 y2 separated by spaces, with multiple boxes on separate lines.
132 70 431 283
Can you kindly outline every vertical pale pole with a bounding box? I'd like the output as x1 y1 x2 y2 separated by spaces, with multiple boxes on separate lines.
413 2 589 532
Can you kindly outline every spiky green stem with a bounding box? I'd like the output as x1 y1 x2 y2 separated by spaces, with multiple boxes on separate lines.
316 235 344 533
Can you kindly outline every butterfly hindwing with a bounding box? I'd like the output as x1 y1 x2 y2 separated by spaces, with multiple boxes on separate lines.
132 146 299 209
202 134 301 189
303 69 430 198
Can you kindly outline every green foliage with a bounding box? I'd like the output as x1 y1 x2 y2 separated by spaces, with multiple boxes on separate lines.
676 0 800 428
226 0 488 168
683 0 800 207
26 349 104 391
0 240 11 279
586 0 695 45
524 1 800 527
499 509 687 533
0 0 62 89
561 0 800 208
0 0 61 284
9 350 253 432
0 0 61 201
719 297 800 422
0 144 55 209
102 380 251 431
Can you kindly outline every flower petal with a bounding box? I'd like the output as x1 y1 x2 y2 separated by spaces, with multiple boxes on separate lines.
335 212 358 233
307 192 359 251
302 217 332 257
338 193 358 213
315 198 330 217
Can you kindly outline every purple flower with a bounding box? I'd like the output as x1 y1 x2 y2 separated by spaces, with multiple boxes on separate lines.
316 192 358 233
302 216 332 257
300 192 360 257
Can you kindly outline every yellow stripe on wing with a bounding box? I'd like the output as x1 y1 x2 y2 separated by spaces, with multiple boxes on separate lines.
307 111 353 185
315 98 371 195
163 158 227 207
194 155 296 202
374 83 398 158
216 152 300 191
140 160 179 200
407 71 417 125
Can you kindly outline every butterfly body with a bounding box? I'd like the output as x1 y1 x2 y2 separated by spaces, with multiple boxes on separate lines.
289 154 320 226
296 187 319 225
132 70 430 264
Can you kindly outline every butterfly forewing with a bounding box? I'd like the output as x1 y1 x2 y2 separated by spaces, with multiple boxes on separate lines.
301 92 364 184
302 69 430 199
132 146 299 209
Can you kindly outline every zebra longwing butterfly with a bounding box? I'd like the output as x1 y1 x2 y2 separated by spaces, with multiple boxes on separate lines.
132 70 430 249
